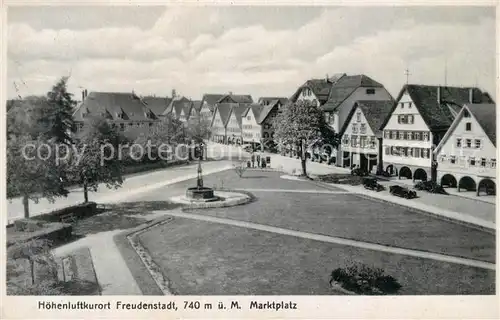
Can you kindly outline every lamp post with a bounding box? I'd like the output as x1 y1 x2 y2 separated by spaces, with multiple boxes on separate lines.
196 142 204 189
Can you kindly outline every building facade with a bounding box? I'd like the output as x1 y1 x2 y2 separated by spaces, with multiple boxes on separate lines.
339 100 393 172
433 103 496 195
289 74 393 165
242 104 263 144
210 104 231 143
381 85 494 181
73 91 161 141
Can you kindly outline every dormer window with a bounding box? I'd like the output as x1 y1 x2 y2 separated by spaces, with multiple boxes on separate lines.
366 88 375 94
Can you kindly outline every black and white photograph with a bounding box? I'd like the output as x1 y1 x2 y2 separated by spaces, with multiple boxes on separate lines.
2 3 497 315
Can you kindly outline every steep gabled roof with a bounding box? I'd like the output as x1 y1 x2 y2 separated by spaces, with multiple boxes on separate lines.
467 103 496 147
191 100 202 112
380 84 495 132
258 103 280 124
322 75 385 112
339 100 394 138
218 94 253 104
231 105 247 128
202 94 226 107
289 79 332 104
182 101 193 119
214 103 233 127
73 92 158 122
434 103 497 154
290 74 385 109
142 96 171 117
258 97 289 106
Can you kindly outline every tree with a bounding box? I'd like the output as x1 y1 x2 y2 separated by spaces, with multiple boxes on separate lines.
185 115 211 145
67 115 127 202
42 76 77 145
134 114 187 162
273 100 339 177
7 96 51 140
7 134 69 218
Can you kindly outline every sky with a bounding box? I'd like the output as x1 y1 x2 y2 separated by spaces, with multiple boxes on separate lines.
7 6 496 101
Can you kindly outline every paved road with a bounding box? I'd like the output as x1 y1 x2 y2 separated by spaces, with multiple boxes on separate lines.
268 153 496 225
6 160 235 223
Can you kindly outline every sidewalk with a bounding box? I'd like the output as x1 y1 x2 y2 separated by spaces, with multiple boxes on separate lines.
53 230 143 295
382 176 495 205
327 182 495 230
270 154 496 228
6 160 234 224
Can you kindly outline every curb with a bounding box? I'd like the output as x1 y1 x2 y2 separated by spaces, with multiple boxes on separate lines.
118 190 257 295
126 216 176 295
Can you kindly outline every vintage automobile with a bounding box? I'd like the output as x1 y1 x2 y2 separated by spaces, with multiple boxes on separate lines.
351 167 369 177
389 185 417 199
363 177 385 192
414 181 447 194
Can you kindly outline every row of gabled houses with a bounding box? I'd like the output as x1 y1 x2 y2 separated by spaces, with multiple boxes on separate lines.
67 72 496 196
287 74 495 195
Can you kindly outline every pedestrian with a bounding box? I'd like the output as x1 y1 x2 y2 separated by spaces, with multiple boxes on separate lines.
256 154 261 168
251 153 255 168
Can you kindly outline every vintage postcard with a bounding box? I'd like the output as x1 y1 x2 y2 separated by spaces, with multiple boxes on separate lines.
1 1 498 319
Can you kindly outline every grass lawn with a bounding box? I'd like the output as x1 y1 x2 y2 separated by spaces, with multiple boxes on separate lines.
138 217 495 295
187 191 495 263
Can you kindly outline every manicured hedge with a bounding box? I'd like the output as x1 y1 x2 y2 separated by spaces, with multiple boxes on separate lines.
7 223 73 249
34 202 98 223
121 160 189 175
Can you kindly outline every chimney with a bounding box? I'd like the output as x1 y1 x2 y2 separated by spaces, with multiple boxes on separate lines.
326 74 329 82
82 90 85 101
84 89 88 98
437 86 441 104
469 88 474 104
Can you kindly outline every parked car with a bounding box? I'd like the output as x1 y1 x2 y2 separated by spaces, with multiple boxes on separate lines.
363 177 385 192
414 181 447 194
389 185 417 199
351 167 369 176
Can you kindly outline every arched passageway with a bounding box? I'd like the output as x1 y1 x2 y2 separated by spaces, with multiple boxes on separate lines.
413 168 428 181
399 166 412 179
458 176 476 192
478 178 496 196
440 174 457 188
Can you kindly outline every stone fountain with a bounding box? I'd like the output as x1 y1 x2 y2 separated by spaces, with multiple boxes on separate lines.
185 143 219 202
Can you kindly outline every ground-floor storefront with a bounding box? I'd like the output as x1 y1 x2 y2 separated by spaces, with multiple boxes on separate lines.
437 171 496 197
382 162 431 182
340 151 378 172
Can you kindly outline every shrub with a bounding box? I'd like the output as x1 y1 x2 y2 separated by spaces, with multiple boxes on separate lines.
329 264 402 295
233 162 248 178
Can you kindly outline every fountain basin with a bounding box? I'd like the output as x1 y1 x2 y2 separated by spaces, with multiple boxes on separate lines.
185 187 219 202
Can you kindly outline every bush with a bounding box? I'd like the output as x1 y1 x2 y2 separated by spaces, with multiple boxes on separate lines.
7 223 73 247
233 162 248 178
329 264 402 295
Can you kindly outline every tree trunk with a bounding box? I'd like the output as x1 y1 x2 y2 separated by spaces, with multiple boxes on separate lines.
300 139 307 177
23 195 30 219
83 182 89 203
